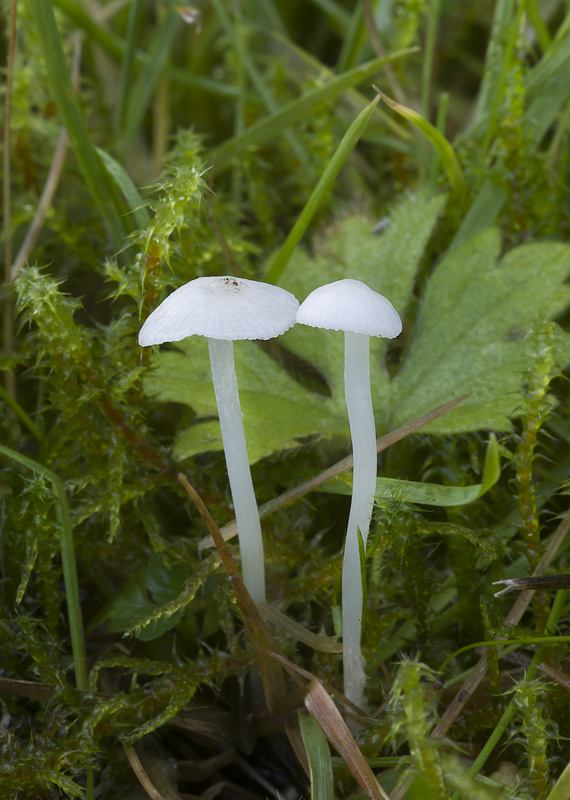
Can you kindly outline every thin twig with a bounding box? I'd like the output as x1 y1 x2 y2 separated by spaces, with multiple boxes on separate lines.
11 34 83 281
11 130 69 279
178 474 303 700
199 392 471 549
123 744 169 800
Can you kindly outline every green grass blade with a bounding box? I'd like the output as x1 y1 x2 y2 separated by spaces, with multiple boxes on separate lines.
526 0 552 51
0 385 42 442
308 0 351 29
377 89 468 205
121 7 181 149
53 0 124 60
210 0 313 173
267 30 413 139
478 434 500 497
29 0 127 243
440 635 570 674
115 0 145 133
477 1 524 171
336 3 364 72
428 91 449 190
474 0 515 124
213 52 415 172
0 444 88 693
524 26 570 144
165 68 259 100
420 0 442 178
265 95 380 284
54 0 257 102
299 712 335 800
95 148 150 229
450 179 508 250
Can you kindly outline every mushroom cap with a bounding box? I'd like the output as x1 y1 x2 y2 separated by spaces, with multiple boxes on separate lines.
139 276 299 345
296 279 402 338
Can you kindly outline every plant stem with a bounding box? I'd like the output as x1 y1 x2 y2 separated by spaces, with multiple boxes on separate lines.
342 332 376 709
208 338 265 603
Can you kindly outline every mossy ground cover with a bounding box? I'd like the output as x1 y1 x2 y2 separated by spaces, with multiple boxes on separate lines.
2 1 570 798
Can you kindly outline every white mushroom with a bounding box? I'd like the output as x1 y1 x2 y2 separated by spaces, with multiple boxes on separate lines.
139 276 299 603
296 278 401 710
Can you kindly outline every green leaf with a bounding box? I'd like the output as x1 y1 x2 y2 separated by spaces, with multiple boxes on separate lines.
299 712 335 800
102 555 189 642
144 338 347 464
391 230 570 432
103 568 156 635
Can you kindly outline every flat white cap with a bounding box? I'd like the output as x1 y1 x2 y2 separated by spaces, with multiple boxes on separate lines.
139 276 299 345
296 279 402 338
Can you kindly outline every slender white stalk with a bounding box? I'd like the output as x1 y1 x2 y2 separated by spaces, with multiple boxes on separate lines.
342 331 377 710
208 338 265 603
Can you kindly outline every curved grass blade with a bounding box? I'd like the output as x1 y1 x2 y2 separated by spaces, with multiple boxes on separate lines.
266 94 380 284
376 87 468 206
96 148 150 230
29 0 127 243
323 434 500 507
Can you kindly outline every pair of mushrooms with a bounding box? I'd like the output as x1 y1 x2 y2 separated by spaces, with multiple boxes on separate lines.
139 276 401 710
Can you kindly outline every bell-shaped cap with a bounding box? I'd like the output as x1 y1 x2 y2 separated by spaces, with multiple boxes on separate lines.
296 278 402 338
139 276 299 345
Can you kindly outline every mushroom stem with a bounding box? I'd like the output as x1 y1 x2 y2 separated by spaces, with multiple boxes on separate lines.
342 330 377 710
208 338 265 604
